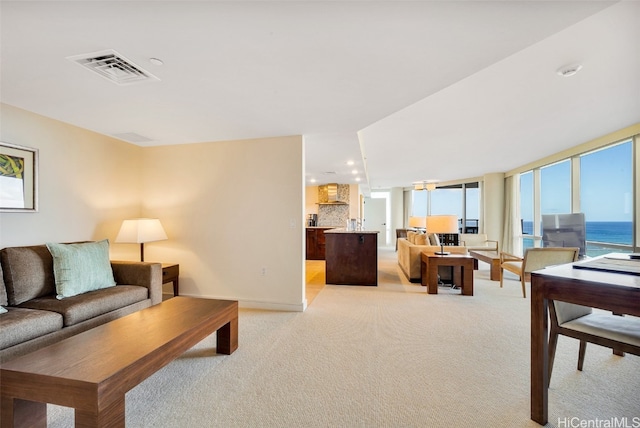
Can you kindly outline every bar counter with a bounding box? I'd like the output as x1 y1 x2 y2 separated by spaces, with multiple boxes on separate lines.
324 229 379 286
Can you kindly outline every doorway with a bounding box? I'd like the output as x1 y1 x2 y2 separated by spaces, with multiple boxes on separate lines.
363 196 388 246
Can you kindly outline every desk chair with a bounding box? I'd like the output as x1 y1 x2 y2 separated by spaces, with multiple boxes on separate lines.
499 247 579 298
548 301 640 382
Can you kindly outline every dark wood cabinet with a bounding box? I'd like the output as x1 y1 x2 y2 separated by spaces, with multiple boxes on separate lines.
325 231 378 286
306 228 332 260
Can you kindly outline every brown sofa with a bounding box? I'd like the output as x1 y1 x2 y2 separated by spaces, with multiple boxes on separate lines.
0 243 162 362
397 235 467 282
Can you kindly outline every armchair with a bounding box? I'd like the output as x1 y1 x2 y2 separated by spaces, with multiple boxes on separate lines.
548 301 640 382
460 233 498 252
499 247 579 298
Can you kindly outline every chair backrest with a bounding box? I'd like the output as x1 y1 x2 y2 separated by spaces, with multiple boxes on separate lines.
551 301 593 325
522 247 579 274
460 233 488 247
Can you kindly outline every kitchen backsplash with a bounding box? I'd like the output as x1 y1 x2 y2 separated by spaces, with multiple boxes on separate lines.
317 184 350 227
318 204 349 227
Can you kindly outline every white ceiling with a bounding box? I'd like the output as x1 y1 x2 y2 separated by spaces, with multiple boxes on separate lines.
1 1 638 192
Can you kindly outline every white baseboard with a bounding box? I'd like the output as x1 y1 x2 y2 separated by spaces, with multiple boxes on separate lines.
172 292 306 312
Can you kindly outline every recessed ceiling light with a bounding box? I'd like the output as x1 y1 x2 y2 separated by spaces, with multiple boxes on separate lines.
351 169 358 174
149 58 164 66
355 177 361 182
346 160 354 166
310 178 317 183
556 64 582 77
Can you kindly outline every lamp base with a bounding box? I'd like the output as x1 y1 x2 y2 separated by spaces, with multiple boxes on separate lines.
435 244 449 256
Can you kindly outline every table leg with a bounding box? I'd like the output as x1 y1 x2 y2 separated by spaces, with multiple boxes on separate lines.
453 266 462 288
462 264 473 296
75 395 125 428
173 278 179 296
531 277 549 425
216 316 239 355
490 260 501 281
427 259 439 294
421 259 427 287
1 397 46 428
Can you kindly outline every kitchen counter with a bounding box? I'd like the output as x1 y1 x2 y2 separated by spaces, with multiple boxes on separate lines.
325 230 379 286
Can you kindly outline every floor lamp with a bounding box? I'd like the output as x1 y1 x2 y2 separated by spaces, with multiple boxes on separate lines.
427 215 458 255
115 218 168 261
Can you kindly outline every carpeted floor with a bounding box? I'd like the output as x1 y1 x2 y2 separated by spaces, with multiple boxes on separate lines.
48 248 639 427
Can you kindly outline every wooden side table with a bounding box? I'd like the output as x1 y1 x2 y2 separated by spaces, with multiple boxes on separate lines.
162 263 180 296
421 252 474 295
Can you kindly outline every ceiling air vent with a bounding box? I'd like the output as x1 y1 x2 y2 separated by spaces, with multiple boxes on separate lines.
67 49 160 86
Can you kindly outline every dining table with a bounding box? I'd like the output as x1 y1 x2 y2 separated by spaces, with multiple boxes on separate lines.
530 255 640 425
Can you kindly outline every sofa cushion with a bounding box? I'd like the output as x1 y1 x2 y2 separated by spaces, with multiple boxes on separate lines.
428 233 440 246
0 307 64 350
18 285 148 326
0 261 8 306
0 245 56 306
46 240 116 299
415 233 428 245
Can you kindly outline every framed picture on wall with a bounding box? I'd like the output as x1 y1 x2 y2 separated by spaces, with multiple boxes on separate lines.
0 142 38 212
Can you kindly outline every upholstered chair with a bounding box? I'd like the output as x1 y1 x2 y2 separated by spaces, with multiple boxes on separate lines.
460 233 498 252
548 301 640 382
499 247 579 298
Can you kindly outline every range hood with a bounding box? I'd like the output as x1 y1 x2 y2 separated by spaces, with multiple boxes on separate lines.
318 183 348 205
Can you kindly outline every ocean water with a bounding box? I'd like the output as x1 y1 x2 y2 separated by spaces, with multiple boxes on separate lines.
522 220 633 256
522 221 632 244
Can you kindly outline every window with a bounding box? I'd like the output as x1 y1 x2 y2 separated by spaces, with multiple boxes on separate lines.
515 138 635 256
465 184 480 233
411 189 427 217
520 171 535 250
540 160 571 216
411 182 480 233
430 187 462 217
580 141 633 255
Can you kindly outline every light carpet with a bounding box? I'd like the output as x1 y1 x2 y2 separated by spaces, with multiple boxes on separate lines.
48 248 639 427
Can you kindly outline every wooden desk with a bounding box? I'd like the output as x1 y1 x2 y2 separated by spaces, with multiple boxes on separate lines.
162 263 179 296
421 252 474 295
1 297 238 428
530 262 640 425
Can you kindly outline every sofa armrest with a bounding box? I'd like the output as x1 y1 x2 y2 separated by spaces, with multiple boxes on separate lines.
111 261 162 306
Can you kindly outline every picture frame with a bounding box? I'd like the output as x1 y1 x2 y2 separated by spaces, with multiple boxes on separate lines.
0 142 39 212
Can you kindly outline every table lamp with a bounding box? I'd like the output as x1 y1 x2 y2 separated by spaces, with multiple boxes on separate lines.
115 218 168 261
408 216 426 230
427 215 458 255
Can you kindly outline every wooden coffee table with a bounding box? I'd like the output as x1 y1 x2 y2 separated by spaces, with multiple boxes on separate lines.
1 297 238 428
468 250 501 281
421 252 474 295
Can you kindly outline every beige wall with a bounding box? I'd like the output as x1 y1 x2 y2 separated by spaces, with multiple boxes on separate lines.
141 136 305 310
0 104 142 257
483 172 505 245
0 104 306 311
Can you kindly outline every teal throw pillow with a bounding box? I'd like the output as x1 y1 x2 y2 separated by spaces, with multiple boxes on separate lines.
46 240 116 299
0 306 7 314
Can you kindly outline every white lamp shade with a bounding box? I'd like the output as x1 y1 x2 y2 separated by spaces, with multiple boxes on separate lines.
426 215 458 234
115 218 168 244
408 216 426 228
